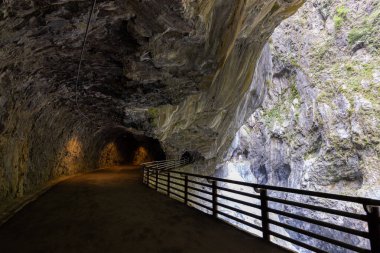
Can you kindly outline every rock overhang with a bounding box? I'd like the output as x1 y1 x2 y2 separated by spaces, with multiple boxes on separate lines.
0 0 305 201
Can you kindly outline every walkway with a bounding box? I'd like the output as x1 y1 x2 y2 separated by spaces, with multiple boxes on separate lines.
0 166 287 253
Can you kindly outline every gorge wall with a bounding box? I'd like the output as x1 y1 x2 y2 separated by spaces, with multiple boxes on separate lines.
216 0 380 251
0 0 304 205
222 0 380 199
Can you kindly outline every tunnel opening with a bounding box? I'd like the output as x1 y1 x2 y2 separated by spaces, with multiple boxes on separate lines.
96 128 165 168
180 151 204 163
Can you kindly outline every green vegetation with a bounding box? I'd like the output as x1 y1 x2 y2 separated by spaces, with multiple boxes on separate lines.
289 57 301 68
315 57 380 112
348 28 370 45
310 39 333 63
147 107 160 127
333 6 349 29
290 84 299 100
348 5 380 51
336 6 349 18
265 79 273 89
265 107 282 121
344 62 354 72
262 79 301 127
147 107 159 118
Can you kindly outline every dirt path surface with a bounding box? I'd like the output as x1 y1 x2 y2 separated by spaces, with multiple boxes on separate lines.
0 166 287 253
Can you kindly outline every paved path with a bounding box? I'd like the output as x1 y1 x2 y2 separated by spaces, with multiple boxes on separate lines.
0 166 287 253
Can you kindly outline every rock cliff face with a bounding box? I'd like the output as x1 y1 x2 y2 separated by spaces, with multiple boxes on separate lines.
0 1 304 204
219 0 380 251
223 0 380 198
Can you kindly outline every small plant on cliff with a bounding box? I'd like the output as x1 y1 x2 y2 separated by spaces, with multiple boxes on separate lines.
348 28 370 45
289 82 300 102
348 5 380 51
147 108 159 127
333 6 349 29
147 108 159 118
265 107 282 122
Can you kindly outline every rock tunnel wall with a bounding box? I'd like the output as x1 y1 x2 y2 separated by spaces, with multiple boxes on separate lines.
0 0 305 204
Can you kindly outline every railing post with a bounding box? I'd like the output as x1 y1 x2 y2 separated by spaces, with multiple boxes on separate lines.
147 168 150 187
167 172 171 196
367 206 380 253
259 188 270 241
184 175 188 204
212 180 217 218
142 166 146 184
155 170 158 190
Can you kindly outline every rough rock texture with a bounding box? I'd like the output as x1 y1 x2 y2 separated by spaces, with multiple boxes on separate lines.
219 0 380 251
0 1 304 204
223 0 380 199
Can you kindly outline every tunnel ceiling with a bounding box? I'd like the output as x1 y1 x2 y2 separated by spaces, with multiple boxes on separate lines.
0 0 304 200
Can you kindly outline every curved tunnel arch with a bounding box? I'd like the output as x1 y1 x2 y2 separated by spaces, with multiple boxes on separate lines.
86 126 165 169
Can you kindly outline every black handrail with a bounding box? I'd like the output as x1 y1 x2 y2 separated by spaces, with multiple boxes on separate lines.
142 166 380 253
142 158 190 172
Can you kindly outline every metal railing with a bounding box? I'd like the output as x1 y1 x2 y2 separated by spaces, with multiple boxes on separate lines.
141 158 190 172
142 166 380 253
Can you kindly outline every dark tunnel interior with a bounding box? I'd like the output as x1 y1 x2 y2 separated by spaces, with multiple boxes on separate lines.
97 130 166 167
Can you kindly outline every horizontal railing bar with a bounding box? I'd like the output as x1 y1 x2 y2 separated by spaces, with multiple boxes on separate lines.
145 160 188 166
267 196 368 221
268 207 369 238
217 194 262 210
269 218 370 253
169 175 184 181
157 182 167 188
147 176 156 181
170 186 185 193
143 165 380 253
148 166 180 171
269 231 328 253
169 191 184 200
262 185 380 206
146 163 187 170
188 185 212 195
143 159 190 173
217 186 261 200
145 163 177 168
157 186 167 192
166 171 380 205
148 178 157 183
169 181 185 188
217 202 262 221
144 162 184 166
142 160 176 165
187 199 213 211
187 192 212 203
187 179 212 188
142 158 189 165
217 211 262 231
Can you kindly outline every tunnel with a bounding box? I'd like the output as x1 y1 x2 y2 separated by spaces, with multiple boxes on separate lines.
0 1 310 253
91 127 166 168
